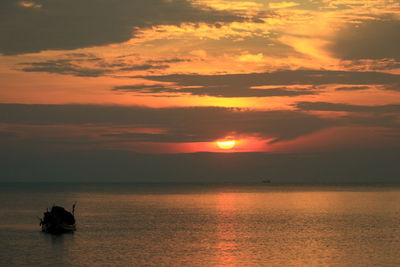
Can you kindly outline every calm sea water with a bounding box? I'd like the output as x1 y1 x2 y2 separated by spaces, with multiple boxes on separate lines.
1 183 400 266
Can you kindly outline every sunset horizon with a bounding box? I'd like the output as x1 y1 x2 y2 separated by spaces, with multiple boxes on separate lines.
2 0 400 184
1 1 400 265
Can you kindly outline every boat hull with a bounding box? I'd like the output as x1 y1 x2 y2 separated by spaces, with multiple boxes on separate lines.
41 223 76 234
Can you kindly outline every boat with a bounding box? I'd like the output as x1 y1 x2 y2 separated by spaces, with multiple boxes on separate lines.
40 203 76 234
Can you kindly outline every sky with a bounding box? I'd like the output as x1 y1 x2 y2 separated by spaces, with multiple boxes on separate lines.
1 0 399 183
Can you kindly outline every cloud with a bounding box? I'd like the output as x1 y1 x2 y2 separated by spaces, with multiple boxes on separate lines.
0 103 337 143
101 132 214 143
141 69 400 86
0 0 246 55
146 58 190 64
18 58 171 76
119 64 169 71
295 101 400 132
19 59 111 77
295 101 400 129
363 59 400 71
126 69 400 97
1 103 399 154
335 86 370 91
384 83 400 91
113 84 315 97
113 85 177 94
296 102 400 113
330 17 400 60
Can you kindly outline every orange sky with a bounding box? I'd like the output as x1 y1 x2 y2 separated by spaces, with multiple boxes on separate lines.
0 0 399 155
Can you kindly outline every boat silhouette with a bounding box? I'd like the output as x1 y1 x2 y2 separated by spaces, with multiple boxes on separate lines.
40 203 76 234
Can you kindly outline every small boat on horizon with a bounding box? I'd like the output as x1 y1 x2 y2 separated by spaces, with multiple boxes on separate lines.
40 203 76 234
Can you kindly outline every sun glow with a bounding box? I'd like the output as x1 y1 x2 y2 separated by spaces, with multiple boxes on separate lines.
216 139 236 150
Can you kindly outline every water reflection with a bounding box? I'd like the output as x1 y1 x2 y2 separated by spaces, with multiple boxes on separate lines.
2 184 400 266
215 193 239 267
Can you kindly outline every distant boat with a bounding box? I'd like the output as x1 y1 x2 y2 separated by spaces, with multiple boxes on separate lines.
40 203 76 234
262 179 271 184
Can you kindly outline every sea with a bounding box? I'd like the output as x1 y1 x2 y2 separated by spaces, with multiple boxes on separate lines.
1 183 400 266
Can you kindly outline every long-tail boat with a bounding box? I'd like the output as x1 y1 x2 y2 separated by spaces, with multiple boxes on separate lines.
40 203 76 234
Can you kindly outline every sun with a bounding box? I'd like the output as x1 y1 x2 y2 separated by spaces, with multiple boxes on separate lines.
216 139 236 150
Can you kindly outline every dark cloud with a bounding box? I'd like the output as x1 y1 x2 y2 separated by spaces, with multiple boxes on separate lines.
296 102 400 113
370 61 400 71
141 69 400 86
345 115 400 129
330 18 400 60
19 59 170 76
0 0 246 55
146 58 190 64
125 69 400 97
343 59 400 71
113 84 315 97
120 64 169 71
114 85 173 93
101 132 214 143
384 83 400 91
64 53 102 62
19 59 110 77
295 102 400 131
0 103 337 143
335 86 369 91
1 104 399 184
2 103 399 149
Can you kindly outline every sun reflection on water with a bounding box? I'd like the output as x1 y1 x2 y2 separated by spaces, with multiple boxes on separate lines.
215 193 239 267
